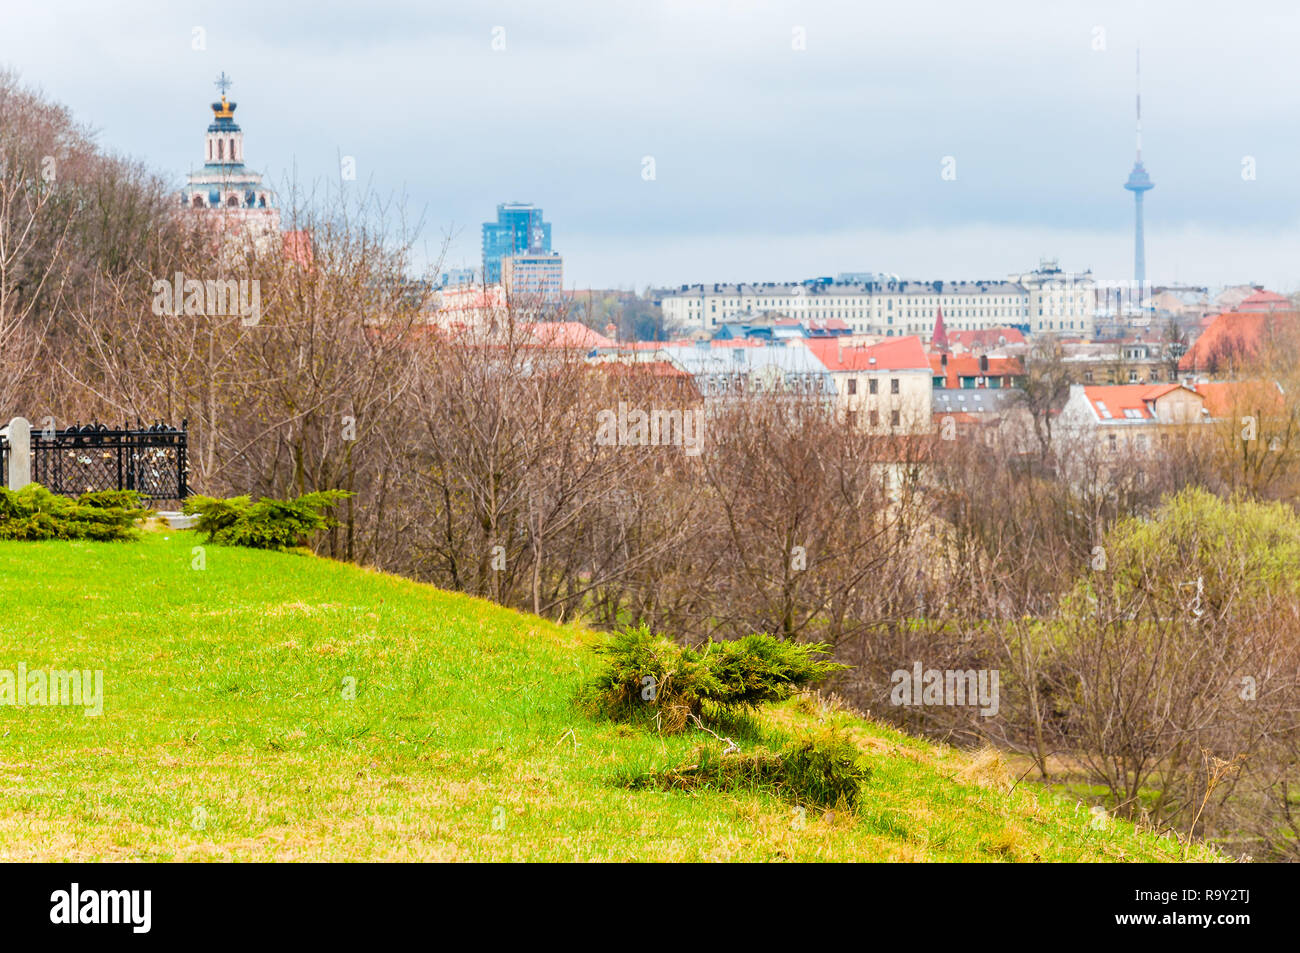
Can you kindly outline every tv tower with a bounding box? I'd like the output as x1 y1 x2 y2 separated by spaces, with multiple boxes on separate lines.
1123 47 1154 287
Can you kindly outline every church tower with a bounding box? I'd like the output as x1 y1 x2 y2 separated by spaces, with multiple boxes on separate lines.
179 73 280 243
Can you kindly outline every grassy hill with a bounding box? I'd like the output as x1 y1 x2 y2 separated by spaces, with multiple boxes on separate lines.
0 530 1216 861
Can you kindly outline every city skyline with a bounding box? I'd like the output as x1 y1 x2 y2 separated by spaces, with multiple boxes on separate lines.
3 0 1300 290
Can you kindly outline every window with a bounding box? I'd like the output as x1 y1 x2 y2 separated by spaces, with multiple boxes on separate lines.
890 378 900 394
869 378 878 395
869 410 879 427
1107 433 1118 452
890 410 901 428
847 379 857 395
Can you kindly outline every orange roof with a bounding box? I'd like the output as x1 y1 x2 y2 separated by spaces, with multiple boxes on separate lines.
524 321 616 349
1081 383 1196 421
1239 289 1290 311
1178 310 1298 372
1189 380 1285 418
933 411 982 425
804 335 930 372
927 353 1023 387
598 360 691 379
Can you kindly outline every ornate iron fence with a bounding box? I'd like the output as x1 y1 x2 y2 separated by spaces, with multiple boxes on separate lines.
16 422 189 501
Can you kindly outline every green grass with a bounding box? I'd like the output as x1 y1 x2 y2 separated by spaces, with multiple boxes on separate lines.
0 530 1220 861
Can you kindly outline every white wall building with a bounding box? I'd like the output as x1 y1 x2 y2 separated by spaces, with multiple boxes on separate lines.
658 261 1096 339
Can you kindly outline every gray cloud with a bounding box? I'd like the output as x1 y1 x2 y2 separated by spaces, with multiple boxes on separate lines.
3 0 1298 289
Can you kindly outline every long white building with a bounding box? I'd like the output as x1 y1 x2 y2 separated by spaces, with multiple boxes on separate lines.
658 260 1096 338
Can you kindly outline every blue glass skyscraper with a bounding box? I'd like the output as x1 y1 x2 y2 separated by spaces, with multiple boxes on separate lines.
482 202 553 284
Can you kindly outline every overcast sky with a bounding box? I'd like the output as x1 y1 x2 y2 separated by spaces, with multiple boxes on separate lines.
4 0 1300 291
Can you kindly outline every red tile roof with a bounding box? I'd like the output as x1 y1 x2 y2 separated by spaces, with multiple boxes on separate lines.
1178 310 1299 372
524 321 616 349
927 354 1023 388
1189 379 1285 418
1081 383 1195 421
598 360 691 379
1239 289 1290 311
804 335 930 372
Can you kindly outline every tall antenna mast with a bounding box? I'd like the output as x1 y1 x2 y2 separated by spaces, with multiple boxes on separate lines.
1124 43 1154 287
1135 47 1143 160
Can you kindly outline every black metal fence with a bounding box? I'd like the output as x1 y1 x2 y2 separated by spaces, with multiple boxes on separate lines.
6 422 189 502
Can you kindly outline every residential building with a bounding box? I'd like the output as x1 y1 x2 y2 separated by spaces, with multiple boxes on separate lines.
426 284 507 331
930 352 1024 390
656 341 835 402
932 388 1034 446
502 251 564 299
942 327 1027 355
1058 383 1208 454
1237 289 1292 312
1061 338 1172 385
803 336 933 434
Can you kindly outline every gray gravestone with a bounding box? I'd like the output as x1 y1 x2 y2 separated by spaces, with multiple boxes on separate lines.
6 417 31 490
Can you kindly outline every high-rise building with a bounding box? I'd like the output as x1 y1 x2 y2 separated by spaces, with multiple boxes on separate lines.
1123 50 1155 287
482 202 553 284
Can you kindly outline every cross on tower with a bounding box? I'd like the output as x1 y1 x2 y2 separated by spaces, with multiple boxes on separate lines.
214 72 233 97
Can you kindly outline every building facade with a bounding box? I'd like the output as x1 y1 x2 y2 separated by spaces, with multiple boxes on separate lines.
658 262 1095 339
482 202 553 284
1058 383 1207 455
803 336 933 434
502 251 564 298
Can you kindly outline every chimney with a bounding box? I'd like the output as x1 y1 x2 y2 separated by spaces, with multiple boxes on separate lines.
838 341 844 365
979 354 989 374
941 352 948 368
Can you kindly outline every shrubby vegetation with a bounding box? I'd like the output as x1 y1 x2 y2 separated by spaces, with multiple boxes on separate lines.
579 624 844 732
583 624 866 809
0 485 148 540
183 490 351 550
622 732 871 810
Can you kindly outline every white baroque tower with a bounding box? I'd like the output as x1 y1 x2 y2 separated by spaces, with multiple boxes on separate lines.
179 73 281 246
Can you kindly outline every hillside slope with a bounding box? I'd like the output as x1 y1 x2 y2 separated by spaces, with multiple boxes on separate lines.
0 532 1215 861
